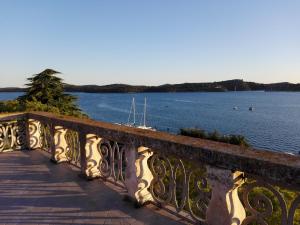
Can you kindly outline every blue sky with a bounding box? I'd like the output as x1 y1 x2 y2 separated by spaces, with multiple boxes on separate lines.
0 0 299 87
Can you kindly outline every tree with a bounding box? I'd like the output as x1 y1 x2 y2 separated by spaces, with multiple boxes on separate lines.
14 69 85 117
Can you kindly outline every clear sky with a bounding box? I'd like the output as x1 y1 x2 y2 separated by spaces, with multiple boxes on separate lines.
0 0 299 87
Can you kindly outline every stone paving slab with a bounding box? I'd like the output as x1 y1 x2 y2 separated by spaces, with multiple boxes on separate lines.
0 150 187 225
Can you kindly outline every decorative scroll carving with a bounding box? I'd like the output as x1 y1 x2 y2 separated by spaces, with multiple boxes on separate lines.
149 152 211 223
288 195 300 225
242 178 300 225
98 139 125 184
65 129 81 167
0 120 26 152
15 120 27 150
40 123 52 153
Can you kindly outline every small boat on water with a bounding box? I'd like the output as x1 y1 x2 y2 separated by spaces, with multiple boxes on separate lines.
233 106 238 110
249 106 254 111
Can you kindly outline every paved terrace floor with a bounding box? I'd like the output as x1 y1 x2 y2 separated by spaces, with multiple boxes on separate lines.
0 150 187 225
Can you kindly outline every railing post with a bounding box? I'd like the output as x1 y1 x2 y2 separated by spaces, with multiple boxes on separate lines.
27 119 42 150
206 166 245 225
51 126 69 163
80 133 102 179
124 144 154 205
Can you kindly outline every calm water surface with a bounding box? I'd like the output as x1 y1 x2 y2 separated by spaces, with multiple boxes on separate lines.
1 92 300 154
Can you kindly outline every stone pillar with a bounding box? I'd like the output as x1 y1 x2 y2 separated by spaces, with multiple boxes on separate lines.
124 145 154 205
28 119 42 150
51 126 69 163
206 166 245 225
84 134 102 179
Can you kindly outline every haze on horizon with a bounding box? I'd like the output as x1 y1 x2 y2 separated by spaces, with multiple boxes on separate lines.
0 0 299 87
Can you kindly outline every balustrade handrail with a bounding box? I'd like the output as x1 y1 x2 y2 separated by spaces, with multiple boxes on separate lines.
0 112 26 121
1 111 299 188
1 111 300 224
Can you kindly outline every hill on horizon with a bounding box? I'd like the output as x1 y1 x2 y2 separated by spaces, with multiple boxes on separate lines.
1 79 300 93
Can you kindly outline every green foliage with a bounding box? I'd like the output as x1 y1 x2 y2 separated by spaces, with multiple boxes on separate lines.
238 181 300 225
0 100 24 112
19 69 64 104
0 69 86 118
179 128 250 147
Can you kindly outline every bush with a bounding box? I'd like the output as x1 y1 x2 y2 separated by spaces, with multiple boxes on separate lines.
179 128 250 147
0 100 24 113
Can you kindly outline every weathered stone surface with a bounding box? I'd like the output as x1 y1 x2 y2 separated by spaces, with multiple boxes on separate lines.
24 111 300 187
28 119 42 150
52 125 69 163
84 133 102 178
1 111 300 184
124 145 154 204
206 166 245 225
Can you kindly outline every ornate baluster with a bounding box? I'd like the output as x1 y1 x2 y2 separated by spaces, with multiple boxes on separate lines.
6 124 12 151
5 123 15 151
124 144 154 205
28 119 42 150
51 126 69 163
206 167 246 225
0 123 9 152
84 134 102 179
0 124 5 152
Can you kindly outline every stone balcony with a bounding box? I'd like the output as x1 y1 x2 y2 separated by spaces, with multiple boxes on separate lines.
0 112 299 225
0 150 185 224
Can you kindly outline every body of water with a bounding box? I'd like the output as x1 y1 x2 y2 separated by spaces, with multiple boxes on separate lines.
1 92 300 154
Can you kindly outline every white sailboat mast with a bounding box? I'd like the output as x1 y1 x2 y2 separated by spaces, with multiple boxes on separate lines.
133 97 136 125
143 97 147 127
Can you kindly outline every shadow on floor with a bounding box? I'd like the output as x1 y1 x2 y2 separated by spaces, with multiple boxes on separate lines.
0 150 187 225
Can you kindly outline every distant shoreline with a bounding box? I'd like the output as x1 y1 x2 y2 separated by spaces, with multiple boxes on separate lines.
1 79 300 93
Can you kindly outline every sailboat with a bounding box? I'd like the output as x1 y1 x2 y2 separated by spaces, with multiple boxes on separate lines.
126 97 155 130
126 97 136 127
137 98 155 130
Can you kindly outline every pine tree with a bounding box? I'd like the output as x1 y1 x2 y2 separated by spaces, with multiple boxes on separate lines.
18 69 85 117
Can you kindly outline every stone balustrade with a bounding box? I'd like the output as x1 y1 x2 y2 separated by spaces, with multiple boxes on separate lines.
0 112 299 225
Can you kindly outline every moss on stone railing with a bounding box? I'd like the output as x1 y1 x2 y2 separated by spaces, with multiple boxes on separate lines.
0 112 299 225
